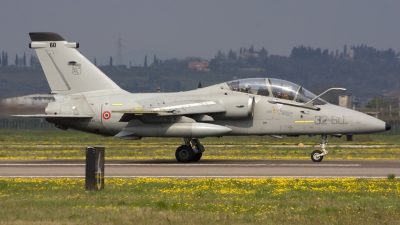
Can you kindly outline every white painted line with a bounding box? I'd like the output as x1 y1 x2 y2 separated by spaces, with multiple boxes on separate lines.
0 163 361 167
103 163 362 167
0 176 85 178
108 176 387 179
0 164 84 166
0 175 388 178
2 145 398 148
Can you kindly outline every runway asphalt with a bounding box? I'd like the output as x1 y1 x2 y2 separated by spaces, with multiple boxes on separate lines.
0 159 399 178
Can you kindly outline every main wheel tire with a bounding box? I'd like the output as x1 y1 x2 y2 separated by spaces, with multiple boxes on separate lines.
191 152 203 162
175 145 194 162
311 150 323 162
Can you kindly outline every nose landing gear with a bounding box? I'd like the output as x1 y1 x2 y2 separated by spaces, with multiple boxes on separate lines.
311 135 332 162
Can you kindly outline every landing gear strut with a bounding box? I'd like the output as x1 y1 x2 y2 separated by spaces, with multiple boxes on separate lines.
175 138 205 162
311 135 332 162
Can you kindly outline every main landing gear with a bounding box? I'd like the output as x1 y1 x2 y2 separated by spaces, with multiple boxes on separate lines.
175 138 205 162
311 135 332 162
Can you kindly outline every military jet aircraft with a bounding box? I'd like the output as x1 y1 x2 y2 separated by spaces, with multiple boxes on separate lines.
16 32 391 162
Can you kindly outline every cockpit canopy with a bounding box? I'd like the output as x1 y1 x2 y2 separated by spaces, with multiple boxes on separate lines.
226 78 327 105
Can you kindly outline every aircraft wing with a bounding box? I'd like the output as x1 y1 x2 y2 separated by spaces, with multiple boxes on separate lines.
113 100 226 120
12 114 93 119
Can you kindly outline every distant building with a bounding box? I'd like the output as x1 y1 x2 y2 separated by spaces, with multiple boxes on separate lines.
338 95 353 109
1 94 54 107
349 49 355 59
188 61 209 72
344 49 355 60
239 52 259 59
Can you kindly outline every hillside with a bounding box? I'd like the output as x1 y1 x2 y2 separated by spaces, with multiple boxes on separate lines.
1 45 399 105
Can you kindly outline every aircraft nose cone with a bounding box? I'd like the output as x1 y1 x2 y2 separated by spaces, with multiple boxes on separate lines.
386 123 391 131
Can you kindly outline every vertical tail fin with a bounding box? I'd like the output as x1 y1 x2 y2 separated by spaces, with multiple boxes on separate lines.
29 32 126 95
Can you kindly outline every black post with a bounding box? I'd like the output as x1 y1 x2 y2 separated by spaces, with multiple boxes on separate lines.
346 135 353 141
85 147 105 191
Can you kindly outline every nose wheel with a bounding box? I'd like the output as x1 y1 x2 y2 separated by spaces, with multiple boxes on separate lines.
310 135 331 162
311 150 323 162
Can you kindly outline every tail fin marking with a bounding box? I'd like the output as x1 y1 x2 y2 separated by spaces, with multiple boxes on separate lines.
46 49 71 91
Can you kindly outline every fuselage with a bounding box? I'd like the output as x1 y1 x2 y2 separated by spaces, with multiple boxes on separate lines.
44 82 388 138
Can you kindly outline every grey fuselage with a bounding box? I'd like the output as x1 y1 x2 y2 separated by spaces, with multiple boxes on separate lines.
45 82 387 138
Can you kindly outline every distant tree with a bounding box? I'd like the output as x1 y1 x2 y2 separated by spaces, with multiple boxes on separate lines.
94 57 97 66
153 55 156 64
322 49 329 57
259 47 268 57
152 55 160 66
315 48 321 57
15 54 18 66
291 45 323 59
290 46 302 58
351 44 393 61
109 56 113 67
144 55 147 67
249 45 254 53
23 52 26 67
366 95 391 109
228 49 237 60
214 50 226 61
381 48 395 60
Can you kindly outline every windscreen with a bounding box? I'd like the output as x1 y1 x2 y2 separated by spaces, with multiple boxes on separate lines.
226 78 270 96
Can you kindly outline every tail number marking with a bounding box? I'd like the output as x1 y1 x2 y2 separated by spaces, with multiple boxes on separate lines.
50 42 56 48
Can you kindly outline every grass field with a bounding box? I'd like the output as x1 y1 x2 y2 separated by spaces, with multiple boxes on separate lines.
1 130 399 224
0 177 399 225
0 130 399 160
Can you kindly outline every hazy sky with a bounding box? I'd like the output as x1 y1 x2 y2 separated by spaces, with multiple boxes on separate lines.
1 0 399 64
